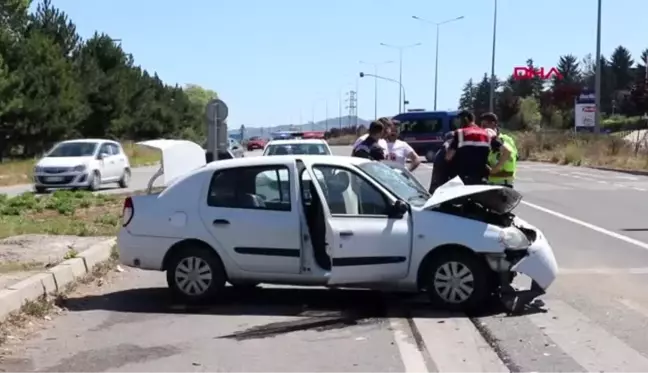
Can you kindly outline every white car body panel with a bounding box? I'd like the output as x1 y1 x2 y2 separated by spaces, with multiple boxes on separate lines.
33 139 130 189
117 141 558 298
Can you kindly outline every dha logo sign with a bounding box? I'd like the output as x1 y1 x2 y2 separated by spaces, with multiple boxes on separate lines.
513 66 563 81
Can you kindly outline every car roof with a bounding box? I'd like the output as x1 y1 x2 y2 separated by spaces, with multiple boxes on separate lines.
202 155 367 171
266 139 327 145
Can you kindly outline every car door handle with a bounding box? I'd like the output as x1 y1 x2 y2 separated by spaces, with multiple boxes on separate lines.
339 231 354 237
212 219 230 225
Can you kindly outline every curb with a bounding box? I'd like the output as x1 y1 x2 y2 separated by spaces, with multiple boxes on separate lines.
0 238 116 323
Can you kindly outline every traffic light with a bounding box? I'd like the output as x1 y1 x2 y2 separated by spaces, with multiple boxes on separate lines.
359 72 365 78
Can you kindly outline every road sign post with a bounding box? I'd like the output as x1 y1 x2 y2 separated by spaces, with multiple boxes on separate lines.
205 98 230 162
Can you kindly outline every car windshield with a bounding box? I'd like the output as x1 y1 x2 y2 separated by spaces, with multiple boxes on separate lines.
265 143 329 155
358 162 430 206
47 142 98 157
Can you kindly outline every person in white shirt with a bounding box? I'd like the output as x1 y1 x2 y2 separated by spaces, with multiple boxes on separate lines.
352 118 390 155
384 121 421 171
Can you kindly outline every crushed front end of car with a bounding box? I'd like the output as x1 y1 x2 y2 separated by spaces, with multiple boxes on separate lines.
423 177 559 313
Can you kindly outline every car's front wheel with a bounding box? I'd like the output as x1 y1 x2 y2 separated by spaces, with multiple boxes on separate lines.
166 246 226 303
423 251 492 311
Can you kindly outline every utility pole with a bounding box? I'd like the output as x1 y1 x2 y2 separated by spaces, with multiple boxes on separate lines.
380 42 422 113
345 90 357 128
594 0 602 133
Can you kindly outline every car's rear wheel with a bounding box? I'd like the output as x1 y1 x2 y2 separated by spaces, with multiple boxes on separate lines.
424 251 492 311
166 246 226 303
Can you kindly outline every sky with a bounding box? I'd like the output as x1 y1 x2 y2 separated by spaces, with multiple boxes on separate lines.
44 0 648 128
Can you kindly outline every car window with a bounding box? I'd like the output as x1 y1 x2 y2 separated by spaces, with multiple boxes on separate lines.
358 162 428 206
400 118 442 134
266 143 329 155
47 142 98 157
99 143 111 155
108 144 121 155
450 116 461 130
207 166 291 212
312 165 388 216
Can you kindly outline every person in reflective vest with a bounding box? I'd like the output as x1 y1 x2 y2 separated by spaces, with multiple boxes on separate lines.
445 111 509 185
480 113 516 188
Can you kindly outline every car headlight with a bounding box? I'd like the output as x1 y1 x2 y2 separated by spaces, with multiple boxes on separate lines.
72 165 86 172
499 227 531 250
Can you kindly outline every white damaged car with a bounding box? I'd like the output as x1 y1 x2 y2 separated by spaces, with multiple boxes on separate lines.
117 140 558 312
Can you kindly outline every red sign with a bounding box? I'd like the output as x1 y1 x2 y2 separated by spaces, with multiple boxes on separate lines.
513 66 563 81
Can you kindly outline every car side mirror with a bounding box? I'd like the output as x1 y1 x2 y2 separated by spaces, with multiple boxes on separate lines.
389 200 409 218
97 153 107 160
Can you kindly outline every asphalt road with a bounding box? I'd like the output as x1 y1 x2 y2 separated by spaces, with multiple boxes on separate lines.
3 146 648 371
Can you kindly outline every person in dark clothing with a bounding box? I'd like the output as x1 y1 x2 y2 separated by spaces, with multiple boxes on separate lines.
445 110 509 185
352 120 386 160
429 132 456 193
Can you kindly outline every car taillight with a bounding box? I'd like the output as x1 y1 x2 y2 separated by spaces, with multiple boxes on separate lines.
122 197 134 227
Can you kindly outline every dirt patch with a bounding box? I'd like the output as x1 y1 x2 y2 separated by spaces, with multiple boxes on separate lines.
0 234 112 289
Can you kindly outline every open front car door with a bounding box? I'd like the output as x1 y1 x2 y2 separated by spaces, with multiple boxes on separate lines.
302 160 413 285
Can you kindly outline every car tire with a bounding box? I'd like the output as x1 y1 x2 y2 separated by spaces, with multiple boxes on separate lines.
34 186 47 194
425 150 436 163
87 171 101 191
166 246 226 304
424 251 492 311
118 168 131 188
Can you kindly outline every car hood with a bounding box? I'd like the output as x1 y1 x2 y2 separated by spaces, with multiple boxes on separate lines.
422 176 522 214
37 156 94 168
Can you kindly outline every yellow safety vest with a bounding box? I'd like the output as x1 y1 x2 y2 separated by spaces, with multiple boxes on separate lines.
488 133 517 184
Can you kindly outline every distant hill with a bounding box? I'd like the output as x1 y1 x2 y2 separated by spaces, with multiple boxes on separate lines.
228 116 370 139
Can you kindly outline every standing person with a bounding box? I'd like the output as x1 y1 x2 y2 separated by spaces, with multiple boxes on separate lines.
480 112 516 187
351 120 386 160
445 110 510 185
384 121 421 171
428 132 456 193
353 117 390 155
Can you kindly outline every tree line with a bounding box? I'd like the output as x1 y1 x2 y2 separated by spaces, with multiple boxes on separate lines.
459 45 648 131
0 0 216 160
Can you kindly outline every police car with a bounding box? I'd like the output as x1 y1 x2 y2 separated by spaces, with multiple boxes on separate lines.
117 140 558 312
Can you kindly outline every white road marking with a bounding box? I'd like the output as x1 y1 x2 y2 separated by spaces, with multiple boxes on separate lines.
388 316 429 373
528 300 648 371
632 187 647 191
410 313 508 373
617 298 648 318
559 267 648 275
521 200 648 252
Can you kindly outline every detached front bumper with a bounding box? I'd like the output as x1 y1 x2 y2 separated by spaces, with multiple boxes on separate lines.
33 172 92 188
511 230 558 291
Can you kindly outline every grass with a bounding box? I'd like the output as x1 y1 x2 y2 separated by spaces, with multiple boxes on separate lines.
0 141 160 187
326 134 357 146
0 190 123 239
514 131 648 171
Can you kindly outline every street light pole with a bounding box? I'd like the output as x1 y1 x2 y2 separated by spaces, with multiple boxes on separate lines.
594 0 602 133
489 0 498 113
360 60 393 118
359 72 407 113
380 42 422 113
412 15 465 111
